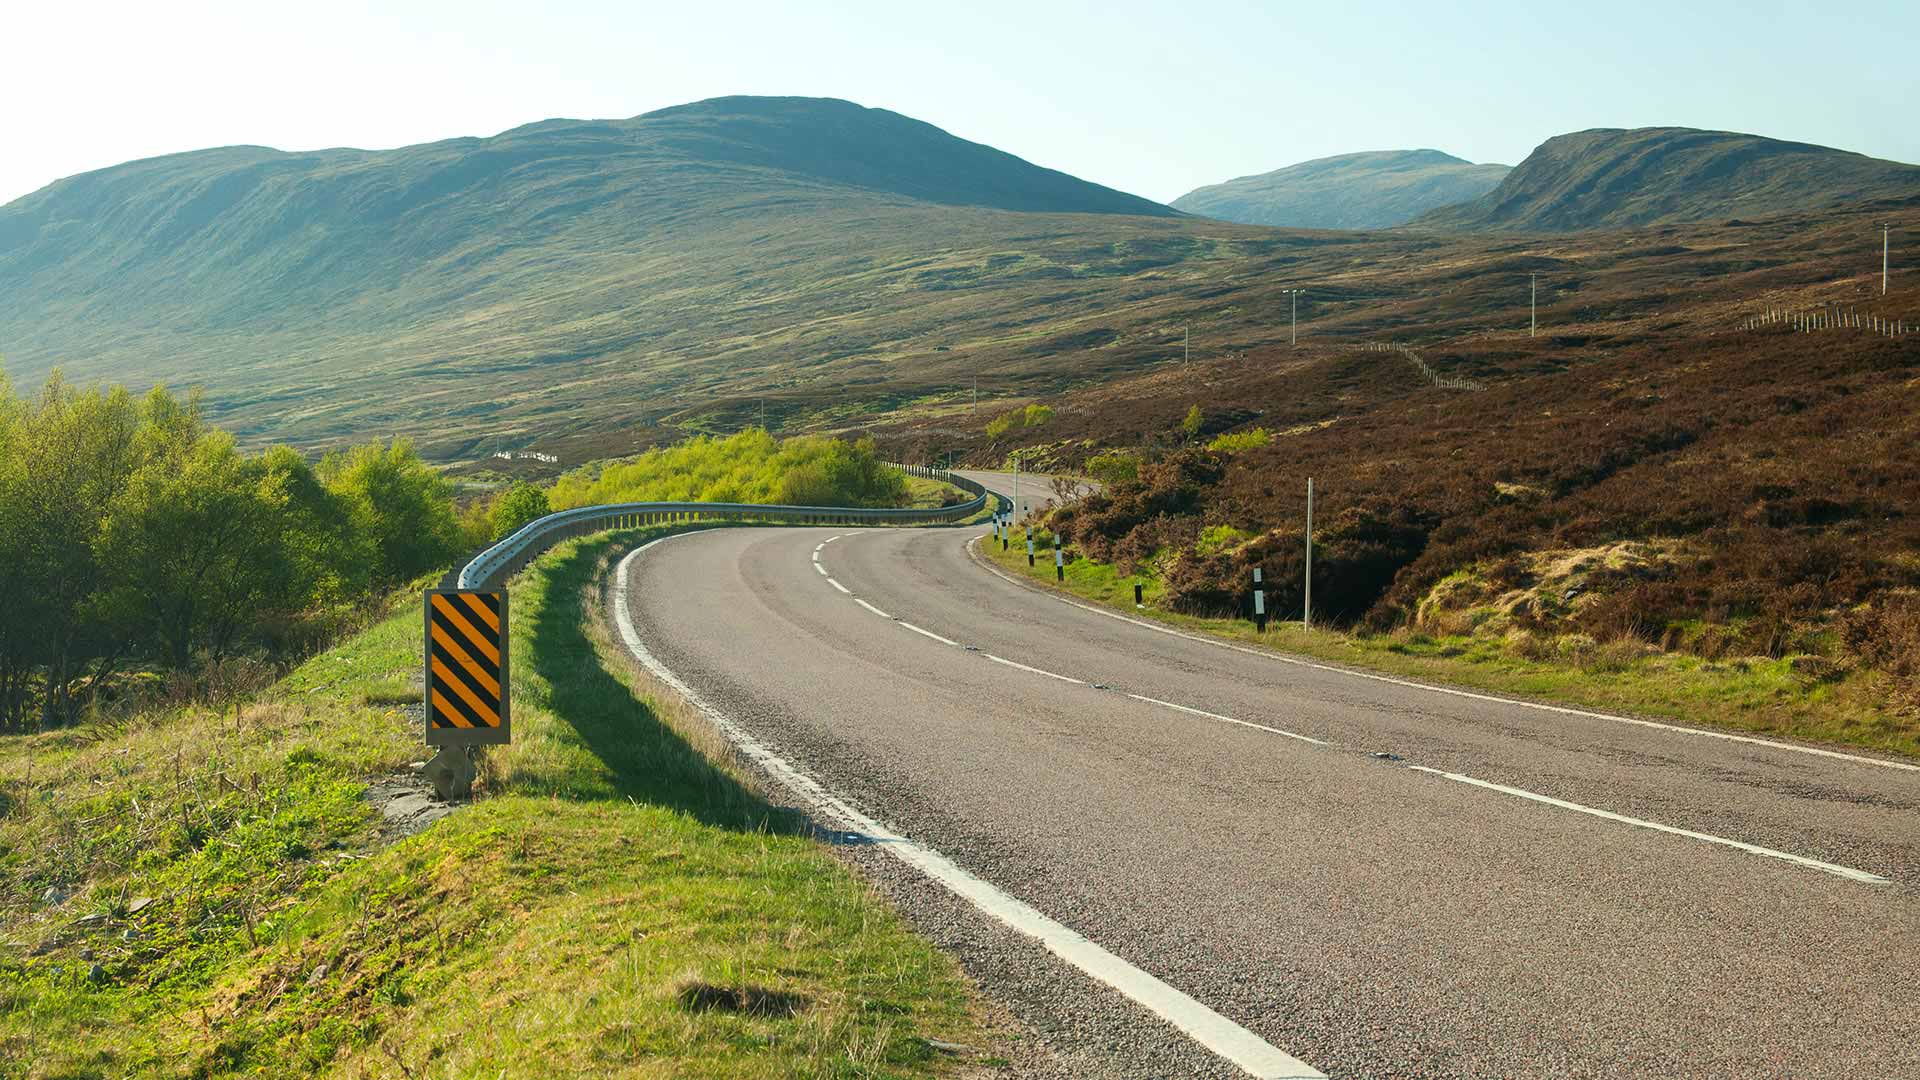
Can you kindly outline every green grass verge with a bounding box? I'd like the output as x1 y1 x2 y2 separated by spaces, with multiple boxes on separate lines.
3 527 991 1078
983 529 1919 760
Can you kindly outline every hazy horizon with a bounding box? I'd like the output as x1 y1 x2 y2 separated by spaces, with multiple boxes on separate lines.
6 0 1918 208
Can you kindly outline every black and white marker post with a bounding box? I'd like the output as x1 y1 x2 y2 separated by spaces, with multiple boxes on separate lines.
1252 566 1267 632
1054 534 1065 581
1027 526 1036 567
1134 583 1144 608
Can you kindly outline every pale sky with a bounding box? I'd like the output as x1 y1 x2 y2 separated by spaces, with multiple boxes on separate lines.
5 0 1917 207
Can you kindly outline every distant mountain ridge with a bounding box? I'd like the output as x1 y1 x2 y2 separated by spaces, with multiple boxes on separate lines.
0 95 1195 450
1417 126 1920 231
1171 149 1510 229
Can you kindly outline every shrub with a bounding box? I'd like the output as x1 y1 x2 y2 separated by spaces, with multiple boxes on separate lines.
488 481 551 540
1085 451 1141 486
548 430 906 510
1207 428 1272 453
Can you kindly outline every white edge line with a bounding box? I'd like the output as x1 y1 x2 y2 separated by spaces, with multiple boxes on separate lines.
1407 766 1890 885
614 536 1325 1080
966 539 1920 775
823 534 842 544
826 577 852 595
984 653 1084 685
814 562 828 576
812 551 821 562
1125 693 1326 747
854 597 894 619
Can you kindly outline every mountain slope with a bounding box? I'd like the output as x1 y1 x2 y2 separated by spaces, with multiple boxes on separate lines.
0 96 1200 448
1418 127 1920 231
1171 149 1509 229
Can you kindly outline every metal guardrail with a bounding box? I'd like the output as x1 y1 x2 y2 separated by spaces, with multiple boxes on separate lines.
454 465 1005 589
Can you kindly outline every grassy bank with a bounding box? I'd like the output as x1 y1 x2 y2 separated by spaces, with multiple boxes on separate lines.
4 527 992 1078
983 528 1918 760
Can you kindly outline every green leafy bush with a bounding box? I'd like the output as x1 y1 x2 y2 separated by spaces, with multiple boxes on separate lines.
1207 427 1272 452
548 429 906 510
0 373 464 731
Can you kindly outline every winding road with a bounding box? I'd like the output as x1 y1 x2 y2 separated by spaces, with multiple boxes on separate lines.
613 472 1920 1079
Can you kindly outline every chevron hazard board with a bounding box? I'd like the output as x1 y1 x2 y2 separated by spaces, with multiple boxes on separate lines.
422 588 510 746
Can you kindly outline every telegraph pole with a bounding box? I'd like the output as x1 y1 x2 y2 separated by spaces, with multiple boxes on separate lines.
1530 273 1538 338
1884 223 1892 296
1184 325 1190 365
1283 288 1304 346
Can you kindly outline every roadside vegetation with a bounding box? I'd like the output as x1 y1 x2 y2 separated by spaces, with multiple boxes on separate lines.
3 527 993 1077
988 512 1919 757
0 373 479 735
905 298 1920 744
548 429 907 510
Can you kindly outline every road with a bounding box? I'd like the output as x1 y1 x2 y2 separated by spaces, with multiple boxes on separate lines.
615 471 1920 1079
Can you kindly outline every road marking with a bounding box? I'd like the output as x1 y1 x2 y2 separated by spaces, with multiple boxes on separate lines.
823 534 842 544
985 653 1084 685
814 562 828 576
967 539 1920 775
897 620 960 647
1125 693 1327 746
854 598 893 619
812 550 821 562
1407 766 1890 885
826 578 851 595
615 538 1324 1080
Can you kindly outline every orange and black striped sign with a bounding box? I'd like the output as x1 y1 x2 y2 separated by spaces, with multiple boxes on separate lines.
422 588 510 746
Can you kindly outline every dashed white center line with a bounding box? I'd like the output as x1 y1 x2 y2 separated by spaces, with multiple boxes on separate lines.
819 531 1882 887
897 620 960 647
826 578 851 595
1408 766 1890 884
1125 693 1327 746
619 536 1326 1080
984 653 1085 685
814 562 828 576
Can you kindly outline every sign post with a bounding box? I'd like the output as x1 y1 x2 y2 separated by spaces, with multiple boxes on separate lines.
422 587 510 799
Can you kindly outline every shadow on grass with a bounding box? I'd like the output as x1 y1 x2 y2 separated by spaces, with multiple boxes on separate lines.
518 527 807 834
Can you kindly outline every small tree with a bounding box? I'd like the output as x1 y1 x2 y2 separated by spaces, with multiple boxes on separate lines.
489 481 551 540
1180 405 1204 441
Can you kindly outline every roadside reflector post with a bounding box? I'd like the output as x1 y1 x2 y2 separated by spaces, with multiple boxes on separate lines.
1054 535 1065 581
1134 582 1144 608
1253 566 1267 633
422 587 510 801
1027 528 1035 567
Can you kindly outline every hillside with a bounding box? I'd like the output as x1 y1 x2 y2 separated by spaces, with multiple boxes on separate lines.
1171 149 1509 229
1418 126 1920 231
0 95 1189 453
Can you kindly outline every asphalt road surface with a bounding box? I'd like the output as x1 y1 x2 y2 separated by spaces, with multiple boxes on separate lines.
616 471 1920 1079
